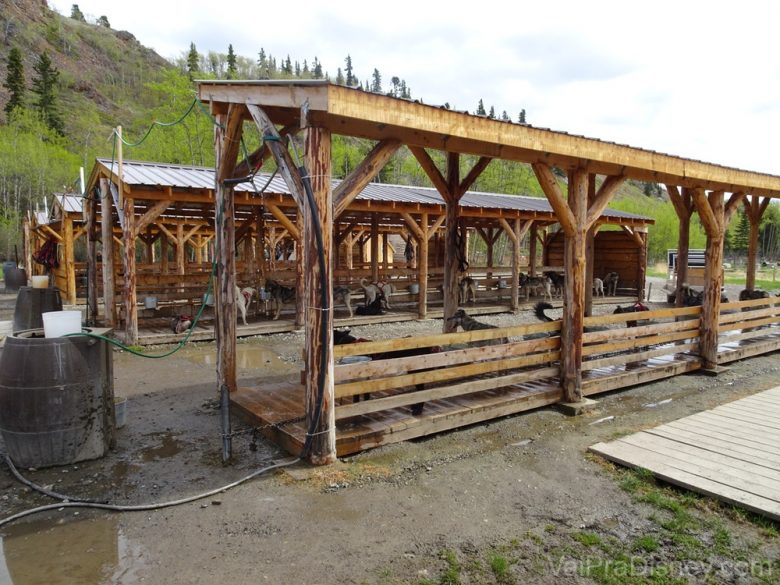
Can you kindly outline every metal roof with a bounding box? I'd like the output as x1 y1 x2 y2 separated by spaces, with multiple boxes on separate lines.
93 158 651 222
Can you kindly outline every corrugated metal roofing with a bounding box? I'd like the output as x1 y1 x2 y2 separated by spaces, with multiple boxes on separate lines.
94 159 650 222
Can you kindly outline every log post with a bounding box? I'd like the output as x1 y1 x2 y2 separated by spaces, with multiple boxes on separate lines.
666 185 694 306
99 179 116 328
370 213 379 283
303 125 336 465
585 175 597 316
743 196 770 290
637 228 648 300
529 223 538 276
691 189 725 369
160 231 169 274
63 217 76 306
85 189 98 323
121 197 137 344
295 210 305 328
214 105 242 396
176 223 186 276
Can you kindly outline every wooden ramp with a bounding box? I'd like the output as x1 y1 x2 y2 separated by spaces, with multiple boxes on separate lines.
590 387 780 521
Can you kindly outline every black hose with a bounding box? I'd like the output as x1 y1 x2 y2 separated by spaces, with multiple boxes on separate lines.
299 166 330 459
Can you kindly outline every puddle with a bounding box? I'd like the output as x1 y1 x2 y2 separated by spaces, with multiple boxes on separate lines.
0 515 146 584
140 432 184 462
182 344 294 372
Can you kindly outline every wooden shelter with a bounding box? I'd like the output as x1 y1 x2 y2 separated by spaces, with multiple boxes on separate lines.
194 80 780 464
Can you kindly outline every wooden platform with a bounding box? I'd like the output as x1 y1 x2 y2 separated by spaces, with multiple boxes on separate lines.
590 386 780 521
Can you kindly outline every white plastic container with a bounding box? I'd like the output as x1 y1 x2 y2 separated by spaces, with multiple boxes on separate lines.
42 310 82 338
31 275 49 289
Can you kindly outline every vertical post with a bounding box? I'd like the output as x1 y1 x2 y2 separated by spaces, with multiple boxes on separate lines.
637 228 648 300
85 189 98 323
370 214 379 283
63 217 76 305
667 185 692 307
529 223 538 276
699 190 725 369
176 223 185 275
121 198 137 343
100 178 116 328
295 211 305 328
303 125 336 465
584 175 596 316
442 153 461 333
562 168 588 403
510 219 521 312
418 213 429 319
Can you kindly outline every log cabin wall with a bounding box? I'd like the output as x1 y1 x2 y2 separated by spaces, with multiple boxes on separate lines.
544 230 646 295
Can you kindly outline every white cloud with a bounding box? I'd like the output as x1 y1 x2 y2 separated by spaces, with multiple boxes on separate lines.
50 0 780 175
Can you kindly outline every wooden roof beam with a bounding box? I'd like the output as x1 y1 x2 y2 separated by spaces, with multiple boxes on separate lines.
334 139 402 217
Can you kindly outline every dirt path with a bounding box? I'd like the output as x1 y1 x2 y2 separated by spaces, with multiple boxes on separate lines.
0 290 778 584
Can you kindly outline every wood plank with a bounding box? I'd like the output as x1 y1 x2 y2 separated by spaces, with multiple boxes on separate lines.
582 358 700 396
582 318 699 344
688 411 780 440
649 425 780 467
582 330 699 357
582 342 698 371
590 440 780 521
669 416 780 451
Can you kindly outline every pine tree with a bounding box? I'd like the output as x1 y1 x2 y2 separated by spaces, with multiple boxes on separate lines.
294 61 301 77
336 67 345 85
226 44 237 79
476 99 486 116
70 4 85 21
302 60 309 76
3 47 25 117
488 106 496 119
97 15 110 27
187 43 199 81
518 109 526 124
31 51 63 135
313 57 323 79
500 110 509 121
733 210 750 253
400 80 410 99
390 76 400 96
371 68 382 93
257 48 267 69
344 55 355 86
282 55 292 75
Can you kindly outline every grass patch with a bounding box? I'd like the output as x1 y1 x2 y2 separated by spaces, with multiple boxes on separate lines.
489 553 512 583
439 550 460 585
633 535 660 553
573 532 602 547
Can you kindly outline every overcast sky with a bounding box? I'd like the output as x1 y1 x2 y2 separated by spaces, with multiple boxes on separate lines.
50 0 780 176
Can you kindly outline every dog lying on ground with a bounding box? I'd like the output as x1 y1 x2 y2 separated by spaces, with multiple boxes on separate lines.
519 273 553 302
593 278 605 298
739 289 770 301
170 314 193 334
447 308 508 346
236 286 256 325
360 278 395 310
679 285 729 307
458 276 477 304
603 272 620 296
334 286 354 318
355 293 385 316
533 302 608 333
265 280 296 320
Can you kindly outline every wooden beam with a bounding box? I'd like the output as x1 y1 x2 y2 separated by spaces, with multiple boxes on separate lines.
700 190 725 369
585 175 625 228
620 225 644 247
400 212 424 242
121 195 137 344
457 156 493 196
231 123 298 179
692 188 720 237
247 104 305 211
266 203 300 241
333 139 401 217
155 222 177 245
409 146 449 196
303 125 336 465
133 200 169 236
533 163 575 236
100 178 116 328
85 190 98 323
724 191 746 224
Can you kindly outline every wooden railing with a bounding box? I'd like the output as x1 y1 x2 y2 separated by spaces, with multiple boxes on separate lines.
718 296 780 345
333 321 562 419
582 306 702 371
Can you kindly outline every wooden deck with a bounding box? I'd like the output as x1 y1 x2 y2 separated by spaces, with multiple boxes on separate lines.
590 386 780 521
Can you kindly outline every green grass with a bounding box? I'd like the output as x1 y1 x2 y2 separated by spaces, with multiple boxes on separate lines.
633 535 660 553
573 532 602 547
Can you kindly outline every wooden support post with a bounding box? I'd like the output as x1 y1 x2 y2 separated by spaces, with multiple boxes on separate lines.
345 233 354 270
401 212 428 318
529 223 538 276
637 228 648 300
295 210 305 328
121 197 137 344
743 195 770 290
443 153 462 332
85 189 98 323
585 175 596 316
99 179 116 328
303 125 336 465
63 217 76 306
160 231 169 274
666 185 694 306
691 189 725 370
370 214 379 283
214 104 242 396
176 223 186 275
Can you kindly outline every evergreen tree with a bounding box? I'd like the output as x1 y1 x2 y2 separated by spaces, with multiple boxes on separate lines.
302 60 309 76
3 48 25 117
390 76 400 96
226 44 237 79
488 105 495 119
97 15 110 27
186 43 199 81
476 99 487 116
70 4 85 21
371 68 382 93
518 109 526 124
313 57 323 78
294 61 301 77
336 67 345 85
31 51 64 135
344 55 355 86
257 48 267 69
282 55 292 75
399 80 409 99
732 210 750 253
501 110 509 121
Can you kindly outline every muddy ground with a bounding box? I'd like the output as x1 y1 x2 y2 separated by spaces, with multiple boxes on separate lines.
0 280 778 584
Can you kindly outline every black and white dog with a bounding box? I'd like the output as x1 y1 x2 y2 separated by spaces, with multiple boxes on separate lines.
360 278 395 310
265 280 296 320
447 309 507 346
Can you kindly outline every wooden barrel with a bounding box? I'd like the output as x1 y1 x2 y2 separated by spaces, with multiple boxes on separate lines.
12 286 63 332
0 329 115 468
3 266 27 293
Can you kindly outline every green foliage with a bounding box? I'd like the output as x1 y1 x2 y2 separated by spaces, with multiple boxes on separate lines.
573 532 602 546
187 42 199 80
70 4 85 22
31 50 64 135
226 44 237 79
345 54 355 86
476 99 486 116
731 210 750 253
3 48 25 116
97 15 110 28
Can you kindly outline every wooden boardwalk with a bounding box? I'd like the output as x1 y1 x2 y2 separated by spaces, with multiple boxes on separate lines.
590 386 780 521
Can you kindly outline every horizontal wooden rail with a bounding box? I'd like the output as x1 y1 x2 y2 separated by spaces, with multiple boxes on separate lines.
583 342 700 371
584 305 700 327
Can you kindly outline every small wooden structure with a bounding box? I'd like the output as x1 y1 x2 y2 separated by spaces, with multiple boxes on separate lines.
591 384 780 521
194 80 780 464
